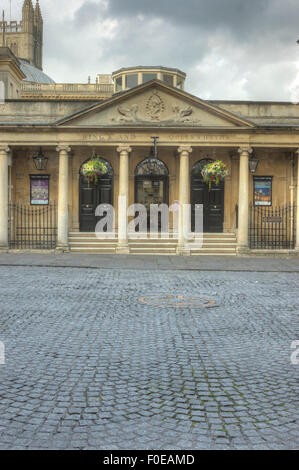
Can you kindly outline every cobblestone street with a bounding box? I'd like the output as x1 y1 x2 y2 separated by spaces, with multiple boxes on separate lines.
0 259 298 450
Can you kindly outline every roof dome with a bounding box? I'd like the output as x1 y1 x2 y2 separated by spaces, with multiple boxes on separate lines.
19 59 55 84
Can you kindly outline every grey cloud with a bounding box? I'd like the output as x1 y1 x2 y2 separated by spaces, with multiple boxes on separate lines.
38 0 299 101
105 0 292 39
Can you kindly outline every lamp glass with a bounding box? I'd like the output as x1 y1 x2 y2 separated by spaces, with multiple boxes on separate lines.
249 158 259 173
33 148 48 171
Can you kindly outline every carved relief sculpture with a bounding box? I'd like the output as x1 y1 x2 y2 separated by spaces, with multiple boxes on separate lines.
145 89 165 121
113 104 139 122
172 105 199 124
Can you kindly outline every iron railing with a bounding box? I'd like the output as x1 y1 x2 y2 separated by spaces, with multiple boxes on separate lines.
8 203 57 249
249 204 295 249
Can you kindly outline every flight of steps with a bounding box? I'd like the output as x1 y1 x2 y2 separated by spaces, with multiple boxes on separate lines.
69 232 117 253
190 233 237 256
129 236 178 255
69 232 237 255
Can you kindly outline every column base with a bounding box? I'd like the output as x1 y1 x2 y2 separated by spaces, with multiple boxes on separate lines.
0 245 9 253
177 244 191 256
56 245 70 253
237 245 250 254
116 242 130 254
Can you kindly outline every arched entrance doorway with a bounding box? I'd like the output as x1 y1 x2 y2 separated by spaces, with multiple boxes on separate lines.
79 158 114 232
135 157 169 230
191 159 224 233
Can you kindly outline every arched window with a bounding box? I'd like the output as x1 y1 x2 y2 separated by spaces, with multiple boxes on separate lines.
191 159 214 179
135 158 169 176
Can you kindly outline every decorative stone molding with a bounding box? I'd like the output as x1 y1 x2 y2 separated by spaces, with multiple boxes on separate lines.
0 146 10 155
116 146 132 154
111 95 199 125
238 146 253 155
56 145 71 154
178 146 192 155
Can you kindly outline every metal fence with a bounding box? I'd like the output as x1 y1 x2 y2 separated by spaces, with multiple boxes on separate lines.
249 204 295 249
8 203 57 250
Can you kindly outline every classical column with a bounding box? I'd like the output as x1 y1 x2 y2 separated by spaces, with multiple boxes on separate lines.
237 146 252 252
56 145 71 250
117 145 131 253
0 146 10 249
296 150 299 250
177 146 192 255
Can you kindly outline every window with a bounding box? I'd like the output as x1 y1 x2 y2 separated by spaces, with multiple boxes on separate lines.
163 74 174 87
135 158 169 176
125 74 138 89
142 73 157 83
176 77 183 89
115 76 122 92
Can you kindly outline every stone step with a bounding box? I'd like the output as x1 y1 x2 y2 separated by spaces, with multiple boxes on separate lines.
69 238 115 242
70 247 116 253
201 243 237 248
191 247 236 253
191 253 238 256
130 249 177 253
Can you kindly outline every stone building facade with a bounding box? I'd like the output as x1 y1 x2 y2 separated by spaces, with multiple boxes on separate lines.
0 1 298 255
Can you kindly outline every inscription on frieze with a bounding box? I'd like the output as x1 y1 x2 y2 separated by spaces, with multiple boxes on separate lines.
83 134 137 142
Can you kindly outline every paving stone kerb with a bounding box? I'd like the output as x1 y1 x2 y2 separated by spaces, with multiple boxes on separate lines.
0 265 298 450
0 253 299 272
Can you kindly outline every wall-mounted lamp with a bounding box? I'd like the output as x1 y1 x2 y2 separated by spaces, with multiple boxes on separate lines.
33 147 48 171
249 155 259 173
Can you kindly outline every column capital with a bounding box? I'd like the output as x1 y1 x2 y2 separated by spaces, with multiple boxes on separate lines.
178 146 192 155
0 145 10 154
56 145 71 154
117 145 132 154
238 146 253 156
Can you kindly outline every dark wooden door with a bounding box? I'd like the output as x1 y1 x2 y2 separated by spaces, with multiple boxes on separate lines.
135 176 169 231
79 176 113 232
191 178 224 233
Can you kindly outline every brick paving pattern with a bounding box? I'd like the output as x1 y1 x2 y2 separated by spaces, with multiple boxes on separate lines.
0 264 298 449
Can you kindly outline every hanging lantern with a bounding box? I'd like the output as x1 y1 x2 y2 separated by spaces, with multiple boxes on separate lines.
33 147 48 171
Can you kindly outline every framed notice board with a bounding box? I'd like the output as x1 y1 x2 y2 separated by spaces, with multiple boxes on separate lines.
253 176 273 206
30 175 50 205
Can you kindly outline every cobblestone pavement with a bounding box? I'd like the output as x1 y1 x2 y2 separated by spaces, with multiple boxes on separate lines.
0 265 298 450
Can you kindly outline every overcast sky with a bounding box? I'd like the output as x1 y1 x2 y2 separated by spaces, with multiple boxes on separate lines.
3 0 299 100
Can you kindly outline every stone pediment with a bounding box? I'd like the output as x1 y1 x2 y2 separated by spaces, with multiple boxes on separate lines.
58 80 255 128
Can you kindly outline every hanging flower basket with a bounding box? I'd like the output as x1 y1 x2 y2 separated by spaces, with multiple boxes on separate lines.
80 158 108 186
201 160 229 191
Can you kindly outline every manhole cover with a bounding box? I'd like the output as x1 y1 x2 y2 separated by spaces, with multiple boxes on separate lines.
139 295 217 308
